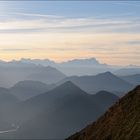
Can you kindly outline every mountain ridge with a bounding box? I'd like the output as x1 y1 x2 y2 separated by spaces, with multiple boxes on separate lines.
10 80 52 100
14 81 118 139
58 72 133 95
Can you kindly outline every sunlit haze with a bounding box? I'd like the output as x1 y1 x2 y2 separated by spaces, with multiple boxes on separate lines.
0 1 140 65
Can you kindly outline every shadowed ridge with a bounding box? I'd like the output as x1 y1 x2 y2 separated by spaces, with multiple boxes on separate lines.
12 80 48 88
21 80 89 106
96 71 114 77
27 65 66 84
95 90 116 96
53 81 87 94
10 80 50 100
58 71 133 96
14 81 119 139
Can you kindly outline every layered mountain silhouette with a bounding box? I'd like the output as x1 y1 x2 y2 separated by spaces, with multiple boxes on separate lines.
0 87 18 106
61 58 106 66
0 64 66 87
58 72 133 95
20 58 56 66
57 58 111 76
27 66 66 84
19 57 103 66
67 85 140 140
121 74 140 85
0 58 139 87
0 87 19 130
10 80 54 100
0 58 117 76
115 68 140 76
14 81 118 139
0 58 139 139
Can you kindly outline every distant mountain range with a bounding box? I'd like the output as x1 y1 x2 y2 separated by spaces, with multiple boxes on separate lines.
0 67 137 100
0 80 55 101
0 70 137 102
15 81 118 139
115 68 140 76
0 75 139 139
58 72 134 95
67 85 140 140
60 57 107 66
0 87 19 131
121 74 140 85
0 58 139 139
27 66 66 84
0 57 111 76
19 58 56 66
0 57 139 76
0 58 139 88
10 80 54 100
0 65 66 87
0 81 118 139
0 70 137 101
19 57 106 66
0 87 18 106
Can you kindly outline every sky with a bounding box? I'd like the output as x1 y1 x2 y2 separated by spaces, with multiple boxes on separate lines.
0 1 140 66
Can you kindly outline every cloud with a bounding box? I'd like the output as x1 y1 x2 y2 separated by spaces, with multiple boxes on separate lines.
126 40 140 45
0 12 139 34
0 48 31 51
13 12 64 18
0 12 139 65
115 2 140 8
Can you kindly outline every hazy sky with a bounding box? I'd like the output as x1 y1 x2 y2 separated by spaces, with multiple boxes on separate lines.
0 1 140 65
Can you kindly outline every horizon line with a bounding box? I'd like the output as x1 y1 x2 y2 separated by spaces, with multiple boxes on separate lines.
0 57 140 67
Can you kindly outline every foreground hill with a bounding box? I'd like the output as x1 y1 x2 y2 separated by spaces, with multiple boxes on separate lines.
14 82 118 139
67 85 140 140
59 72 133 95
